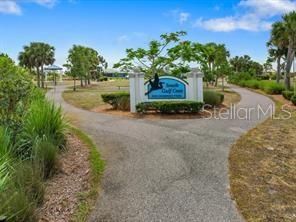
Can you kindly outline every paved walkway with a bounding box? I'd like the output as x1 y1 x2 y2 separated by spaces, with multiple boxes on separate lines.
47 85 274 222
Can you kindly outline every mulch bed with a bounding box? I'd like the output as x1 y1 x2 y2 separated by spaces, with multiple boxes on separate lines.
38 133 90 222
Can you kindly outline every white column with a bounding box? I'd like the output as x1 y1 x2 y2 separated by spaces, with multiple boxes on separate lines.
129 73 145 112
187 69 204 102
197 74 204 102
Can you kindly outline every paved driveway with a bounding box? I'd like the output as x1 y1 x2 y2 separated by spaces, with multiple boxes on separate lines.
47 85 274 222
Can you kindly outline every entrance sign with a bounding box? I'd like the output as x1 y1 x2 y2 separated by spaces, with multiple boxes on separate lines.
145 76 187 100
129 69 204 112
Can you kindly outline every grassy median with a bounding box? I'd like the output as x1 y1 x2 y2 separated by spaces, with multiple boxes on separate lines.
229 95 296 221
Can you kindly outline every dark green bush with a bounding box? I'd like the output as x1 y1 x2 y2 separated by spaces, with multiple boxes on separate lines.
101 92 130 111
203 90 224 106
282 91 294 100
136 101 204 114
0 55 34 135
99 77 108 81
291 95 296 105
259 81 285 94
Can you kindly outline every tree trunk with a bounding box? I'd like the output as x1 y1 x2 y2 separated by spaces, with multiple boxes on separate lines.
54 73 57 86
276 56 281 83
73 77 76 91
222 76 225 91
285 41 295 89
36 67 40 88
214 76 218 87
41 65 45 88
80 76 83 87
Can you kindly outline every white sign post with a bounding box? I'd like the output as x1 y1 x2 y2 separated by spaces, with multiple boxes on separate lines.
129 70 204 113
129 73 145 112
187 69 204 102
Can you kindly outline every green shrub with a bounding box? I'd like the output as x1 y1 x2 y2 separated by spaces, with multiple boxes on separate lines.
101 92 130 111
259 81 285 94
282 91 294 100
136 101 204 113
291 95 296 105
99 77 108 81
13 162 44 205
0 55 34 134
228 72 252 84
244 79 261 89
0 127 11 157
32 139 58 179
17 98 66 158
203 90 224 106
0 162 44 222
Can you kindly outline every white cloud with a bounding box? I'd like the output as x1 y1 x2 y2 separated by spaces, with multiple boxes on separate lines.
239 0 296 17
195 15 272 32
30 0 57 8
195 0 296 32
116 35 129 44
179 12 190 24
166 9 190 24
0 0 21 15
0 0 57 15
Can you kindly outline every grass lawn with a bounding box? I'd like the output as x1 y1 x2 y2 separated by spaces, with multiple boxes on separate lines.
208 86 241 107
62 79 129 110
63 80 240 111
229 94 296 221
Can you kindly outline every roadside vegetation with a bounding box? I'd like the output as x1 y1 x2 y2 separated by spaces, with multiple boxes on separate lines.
0 54 66 221
0 52 104 222
229 95 296 221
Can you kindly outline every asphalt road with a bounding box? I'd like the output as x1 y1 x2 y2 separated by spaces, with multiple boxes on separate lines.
47 85 274 222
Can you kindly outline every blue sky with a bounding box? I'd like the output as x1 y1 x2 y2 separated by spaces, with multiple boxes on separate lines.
0 0 296 67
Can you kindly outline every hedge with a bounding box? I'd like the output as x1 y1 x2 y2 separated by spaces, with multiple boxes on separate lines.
203 90 224 106
101 92 130 111
259 81 285 94
282 91 295 100
234 79 285 95
136 101 204 114
291 95 296 105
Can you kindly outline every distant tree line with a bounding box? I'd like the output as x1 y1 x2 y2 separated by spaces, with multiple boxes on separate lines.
17 42 107 91
114 31 265 90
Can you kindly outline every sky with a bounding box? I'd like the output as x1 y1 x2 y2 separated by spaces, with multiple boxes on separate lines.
0 0 296 68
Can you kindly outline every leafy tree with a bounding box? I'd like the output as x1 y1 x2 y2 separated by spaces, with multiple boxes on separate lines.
65 45 106 91
114 31 187 77
230 55 263 76
0 54 33 134
19 42 55 88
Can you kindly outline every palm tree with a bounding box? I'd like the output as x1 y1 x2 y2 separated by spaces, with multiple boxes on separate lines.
282 11 296 89
267 21 288 83
19 42 55 88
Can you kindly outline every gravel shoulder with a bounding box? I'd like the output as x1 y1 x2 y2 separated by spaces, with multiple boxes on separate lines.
47 85 274 222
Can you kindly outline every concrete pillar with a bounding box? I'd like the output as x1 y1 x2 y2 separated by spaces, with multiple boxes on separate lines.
187 69 204 102
129 73 145 112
